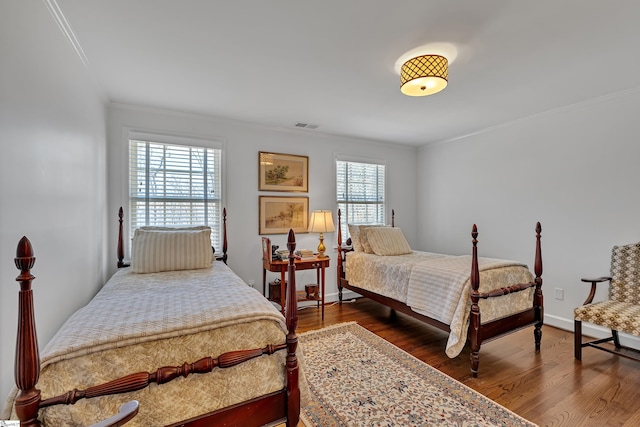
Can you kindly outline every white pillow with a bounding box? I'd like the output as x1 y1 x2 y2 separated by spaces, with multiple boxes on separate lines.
365 227 412 256
131 228 213 273
359 225 388 253
347 224 362 251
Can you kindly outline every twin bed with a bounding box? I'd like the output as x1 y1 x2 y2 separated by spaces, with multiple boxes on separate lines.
5 209 301 426
336 210 544 376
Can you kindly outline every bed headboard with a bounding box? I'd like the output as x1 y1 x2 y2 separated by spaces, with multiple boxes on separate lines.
117 207 229 268
337 208 395 248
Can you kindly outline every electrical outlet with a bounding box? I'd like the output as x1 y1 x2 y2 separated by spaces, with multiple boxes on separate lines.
554 288 564 300
248 279 255 287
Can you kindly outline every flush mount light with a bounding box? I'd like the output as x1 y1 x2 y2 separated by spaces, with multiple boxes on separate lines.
400 54 448 96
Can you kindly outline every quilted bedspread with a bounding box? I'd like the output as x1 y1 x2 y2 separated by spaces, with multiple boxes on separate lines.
345 251 535 358
406 255 533 357
3 263 296 426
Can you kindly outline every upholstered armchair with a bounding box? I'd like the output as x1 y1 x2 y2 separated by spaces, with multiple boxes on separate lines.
574 242 640 360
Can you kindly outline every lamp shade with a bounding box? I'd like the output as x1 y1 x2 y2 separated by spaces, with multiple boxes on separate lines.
308 210 335 233
400 54 448 96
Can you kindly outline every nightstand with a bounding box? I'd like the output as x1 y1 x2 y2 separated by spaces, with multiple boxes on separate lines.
262 256 330 320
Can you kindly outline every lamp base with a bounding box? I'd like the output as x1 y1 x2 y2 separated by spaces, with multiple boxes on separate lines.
317 234 326 258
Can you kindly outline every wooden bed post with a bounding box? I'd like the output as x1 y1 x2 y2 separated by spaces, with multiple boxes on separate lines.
533 222 544 350
468 225 482 377
117 207 129 268
337 209 344 304
220 207 228 264
285 229 300 427
14 236 42 426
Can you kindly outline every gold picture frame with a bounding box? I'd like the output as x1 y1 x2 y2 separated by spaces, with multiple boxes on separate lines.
259 151 309 192
259 196 309 235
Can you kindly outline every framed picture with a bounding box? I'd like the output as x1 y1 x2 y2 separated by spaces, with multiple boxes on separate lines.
259 151 308 192
259 196 309 235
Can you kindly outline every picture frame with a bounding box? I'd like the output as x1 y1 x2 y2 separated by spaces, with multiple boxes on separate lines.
259 151 309 192
259 196 309 235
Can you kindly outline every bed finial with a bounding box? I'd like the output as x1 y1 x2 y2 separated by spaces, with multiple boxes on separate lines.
14 236 42 426
15 236 35 273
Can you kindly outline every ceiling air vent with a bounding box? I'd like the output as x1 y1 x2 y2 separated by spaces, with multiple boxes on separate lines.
294 122 319 129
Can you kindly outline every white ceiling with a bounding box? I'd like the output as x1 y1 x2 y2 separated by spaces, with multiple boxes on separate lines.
55 0 640 146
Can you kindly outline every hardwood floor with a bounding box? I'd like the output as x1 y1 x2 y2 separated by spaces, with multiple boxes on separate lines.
296 298 640 427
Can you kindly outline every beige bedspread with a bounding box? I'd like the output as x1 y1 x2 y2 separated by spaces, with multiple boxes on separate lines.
406 255 534 357
345 251 535 358
3 263 298 426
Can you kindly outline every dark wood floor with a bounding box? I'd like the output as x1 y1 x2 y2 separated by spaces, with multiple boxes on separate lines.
296 298 640 427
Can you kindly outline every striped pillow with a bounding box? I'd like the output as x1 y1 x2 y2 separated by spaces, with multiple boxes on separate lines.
365 227 412 256
359 225 388 253
131 228 213 273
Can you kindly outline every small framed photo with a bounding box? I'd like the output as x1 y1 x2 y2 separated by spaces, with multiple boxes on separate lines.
259 151 308 192
259 196 309 235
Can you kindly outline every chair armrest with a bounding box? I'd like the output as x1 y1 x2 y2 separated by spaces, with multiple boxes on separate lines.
579 276 612 305
89 400 139 427
580 276 612 283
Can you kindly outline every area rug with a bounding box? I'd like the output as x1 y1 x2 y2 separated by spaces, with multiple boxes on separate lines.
298 322 537 427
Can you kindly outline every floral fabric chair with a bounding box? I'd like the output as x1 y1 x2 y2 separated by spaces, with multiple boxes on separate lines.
574 242 640 360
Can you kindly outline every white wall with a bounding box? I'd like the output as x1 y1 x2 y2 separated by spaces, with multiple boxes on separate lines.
417 90 640 343
0 2 107 404
107 104 418 305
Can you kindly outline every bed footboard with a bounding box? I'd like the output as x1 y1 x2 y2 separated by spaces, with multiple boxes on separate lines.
468 222 543 376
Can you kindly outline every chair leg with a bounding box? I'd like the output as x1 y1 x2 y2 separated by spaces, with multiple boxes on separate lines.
612 329 621 348
574 319 582 360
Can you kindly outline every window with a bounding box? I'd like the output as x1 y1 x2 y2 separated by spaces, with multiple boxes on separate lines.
336 158 386 240
129 133 223 250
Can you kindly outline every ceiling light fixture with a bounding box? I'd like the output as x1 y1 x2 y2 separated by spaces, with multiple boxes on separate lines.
400 54 448 96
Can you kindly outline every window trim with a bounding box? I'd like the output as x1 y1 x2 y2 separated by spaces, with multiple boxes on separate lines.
334 153 387 239
123 128 227 255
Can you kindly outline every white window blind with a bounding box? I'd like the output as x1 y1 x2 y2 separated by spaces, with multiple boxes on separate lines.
336 159 386 240
129 138 222 249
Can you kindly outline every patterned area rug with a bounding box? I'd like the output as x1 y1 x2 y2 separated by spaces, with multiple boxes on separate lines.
298 322 537 427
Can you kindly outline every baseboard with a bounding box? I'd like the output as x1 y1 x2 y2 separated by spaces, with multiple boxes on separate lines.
526 313 640 350
325 289 361 302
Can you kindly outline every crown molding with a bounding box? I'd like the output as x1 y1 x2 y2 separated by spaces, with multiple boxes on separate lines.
43 0 89 69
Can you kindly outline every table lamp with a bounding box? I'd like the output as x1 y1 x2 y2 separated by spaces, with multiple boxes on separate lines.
308 210 335 258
